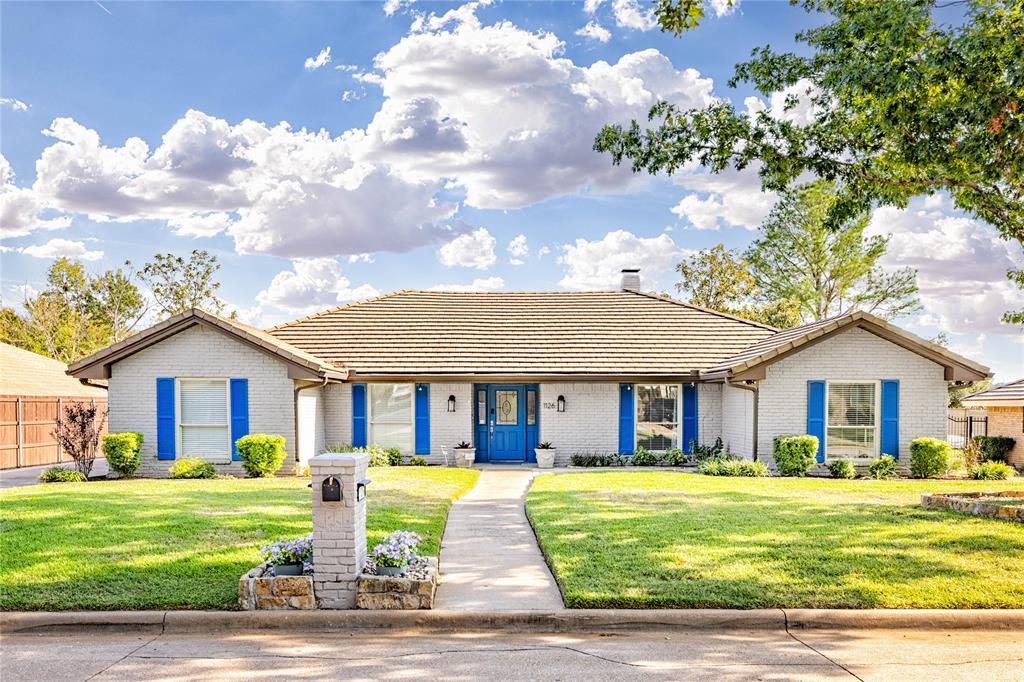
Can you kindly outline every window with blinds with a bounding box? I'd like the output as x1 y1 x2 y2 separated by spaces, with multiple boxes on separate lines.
826 381 877 459
369 384 413 452
636 384 679 451
179 378 230 461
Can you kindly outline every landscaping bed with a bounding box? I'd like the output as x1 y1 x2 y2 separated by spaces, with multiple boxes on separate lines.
526 471 1024 609
921 491 1024 522
0 467 478 610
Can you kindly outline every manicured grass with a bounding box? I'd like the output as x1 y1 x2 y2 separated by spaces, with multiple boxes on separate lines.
526 472 1024 609
0 467 478 610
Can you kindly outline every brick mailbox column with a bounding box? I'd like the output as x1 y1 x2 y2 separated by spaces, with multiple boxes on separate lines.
310 452 369 609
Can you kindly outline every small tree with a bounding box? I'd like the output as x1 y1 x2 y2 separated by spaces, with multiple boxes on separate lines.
52 402 106 478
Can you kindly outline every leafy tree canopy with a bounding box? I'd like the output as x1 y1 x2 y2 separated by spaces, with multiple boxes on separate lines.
136 249 232 318
598 0 1023 321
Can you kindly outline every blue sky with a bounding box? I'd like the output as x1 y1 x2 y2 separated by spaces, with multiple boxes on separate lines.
1 1 1021 380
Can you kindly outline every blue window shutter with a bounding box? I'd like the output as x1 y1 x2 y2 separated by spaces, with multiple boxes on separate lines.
807 380 826 463
415 383 430 455
156 378 176 460
682 384 698 454
618 384 634 455
880 379 899 459
230 378 249 461
352 384 367 447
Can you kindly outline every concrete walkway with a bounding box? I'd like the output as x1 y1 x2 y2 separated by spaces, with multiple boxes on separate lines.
0 460 108 489
435 467 564 611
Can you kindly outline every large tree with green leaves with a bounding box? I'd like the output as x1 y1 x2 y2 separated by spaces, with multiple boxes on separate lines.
137 249 231 318
746 181 921 322
597 0 1023 321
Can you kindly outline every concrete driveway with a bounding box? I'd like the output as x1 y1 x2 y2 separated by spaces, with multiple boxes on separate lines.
0 459 108 489
2 626 1021 681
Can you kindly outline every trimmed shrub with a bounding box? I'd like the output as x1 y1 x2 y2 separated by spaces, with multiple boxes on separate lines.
570 452 626 467
867 455 897 480
169 457 216 479
698 458 769 477
663 447 686 466
39 466 86 483
970 461 1016 480
909 437 951 479
236 434 287 478
772 435 818 477
385 447 403 466
102 432 143 478
827 459 856 479
630 447 663 467
409 456 428 466
973 435 1016 463
691 437 725 464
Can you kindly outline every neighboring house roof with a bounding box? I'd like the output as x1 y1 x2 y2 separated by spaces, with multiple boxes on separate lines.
66 309 347 381
704 310 991 382
1 342 108 397
267 290 777 377
961 378 1024 407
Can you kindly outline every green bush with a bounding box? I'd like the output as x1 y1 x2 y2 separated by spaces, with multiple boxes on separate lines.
169 457 216 479
39 466 86 483
691 437 725 464
827 459 856 479
409 455 428 466
325 443 391 467
867 455 898 480
698 458 769 477
235 434 287 478
909 437 951 479
101 432 143 478
385 447 403 466
973 435 1016 463
772 435 818 477
663 447 686 466
970 460 1016 480
570 452 626 467
630 447 663 466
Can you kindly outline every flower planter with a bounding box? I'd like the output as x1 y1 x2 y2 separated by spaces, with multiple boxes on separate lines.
273 562 304 576
376 565 406 577
453 447 476 468
535 448 556 469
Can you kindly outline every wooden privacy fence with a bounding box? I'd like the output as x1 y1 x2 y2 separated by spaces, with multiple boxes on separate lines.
0 396 108 469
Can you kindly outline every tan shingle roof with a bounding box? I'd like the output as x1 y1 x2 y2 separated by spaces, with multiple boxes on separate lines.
67 309 346 381
267 290 777 376
962 378 1024 405
706 310 991 381
1 343 108 397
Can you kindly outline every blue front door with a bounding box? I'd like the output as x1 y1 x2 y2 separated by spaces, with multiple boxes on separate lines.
490 385 525 460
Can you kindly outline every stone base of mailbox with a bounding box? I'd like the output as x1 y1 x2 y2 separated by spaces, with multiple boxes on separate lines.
238 563 316 610
921 491 1024 522
356 557 439 610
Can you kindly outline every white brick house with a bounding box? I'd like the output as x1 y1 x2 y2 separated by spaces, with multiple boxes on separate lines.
67 272 990 474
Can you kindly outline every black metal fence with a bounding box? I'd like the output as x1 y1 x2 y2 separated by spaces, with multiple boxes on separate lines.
947 415 987 448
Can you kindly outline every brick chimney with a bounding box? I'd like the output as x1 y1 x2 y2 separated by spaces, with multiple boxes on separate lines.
620 268 640 292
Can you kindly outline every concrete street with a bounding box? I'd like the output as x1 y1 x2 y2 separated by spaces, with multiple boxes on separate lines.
2 626 1022 681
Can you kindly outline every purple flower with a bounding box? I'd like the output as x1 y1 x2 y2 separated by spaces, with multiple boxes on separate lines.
260 533 314 566
370 530 421 568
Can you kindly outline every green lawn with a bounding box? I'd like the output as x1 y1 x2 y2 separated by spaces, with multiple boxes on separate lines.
0 467 478 611
526 471 1024 609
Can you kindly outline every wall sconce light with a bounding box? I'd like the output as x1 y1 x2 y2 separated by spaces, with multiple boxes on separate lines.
447 395 457 412
557 395 566 412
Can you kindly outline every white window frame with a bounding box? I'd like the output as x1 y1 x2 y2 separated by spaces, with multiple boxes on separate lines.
634 384 682 452
367 383 415 454
825 380 880 460
176 377 232 462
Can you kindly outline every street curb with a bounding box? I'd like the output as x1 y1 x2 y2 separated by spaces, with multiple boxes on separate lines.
3 609 1023 634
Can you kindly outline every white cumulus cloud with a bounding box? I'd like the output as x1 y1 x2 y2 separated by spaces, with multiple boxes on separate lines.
611 0 657 30
575 21 611 43
427 276 505 292
167 211 234 238
437 227 497 269
19 238 104 261
507 233 529 264
0 98 29 112
671 165 776 230
304 47 332 70
558 229 686 290
256 258 380 314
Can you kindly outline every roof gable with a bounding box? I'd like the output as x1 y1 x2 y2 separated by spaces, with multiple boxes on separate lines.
267 289 777 377
66 309 346 381
962 378 1024 406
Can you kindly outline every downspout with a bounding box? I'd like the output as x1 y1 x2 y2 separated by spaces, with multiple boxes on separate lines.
294 377 329 466
726 378 759 461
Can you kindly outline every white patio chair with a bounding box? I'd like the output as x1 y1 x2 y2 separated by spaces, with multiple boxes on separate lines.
439 445 451 466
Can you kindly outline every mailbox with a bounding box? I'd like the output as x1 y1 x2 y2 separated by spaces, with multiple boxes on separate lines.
321 475 342 502
357 478 371 502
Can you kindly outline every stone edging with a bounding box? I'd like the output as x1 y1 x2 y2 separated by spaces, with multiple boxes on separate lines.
921 492 1024 522
4 609 1024 634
